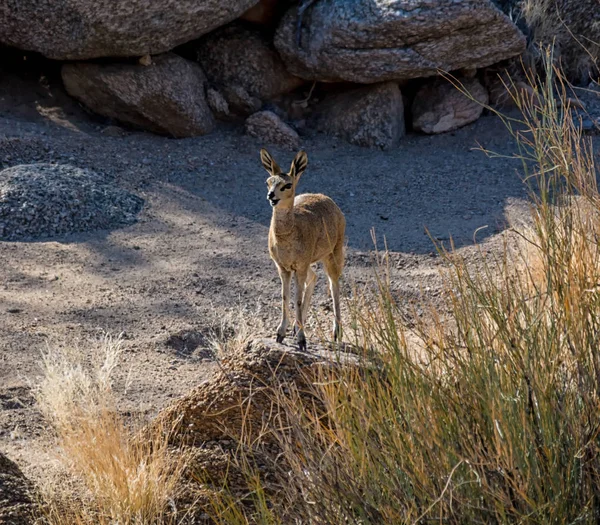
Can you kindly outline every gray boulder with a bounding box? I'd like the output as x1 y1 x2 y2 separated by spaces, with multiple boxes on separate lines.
246 110 300 150
275 0 526 84
524 0 600 84
195 24 304 102
0 0 259 60
0 452 37 524
412 77 489 134
62 54 214 138
312 82 405 150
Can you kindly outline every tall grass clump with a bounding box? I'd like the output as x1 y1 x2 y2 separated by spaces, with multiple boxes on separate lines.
36 335 186 525
207 54 600 524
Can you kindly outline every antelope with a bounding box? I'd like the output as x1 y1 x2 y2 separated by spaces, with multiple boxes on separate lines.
261 148 345 350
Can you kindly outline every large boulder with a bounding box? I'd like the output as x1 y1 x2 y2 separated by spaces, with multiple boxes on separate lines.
312 82 405 149
0 0 260 60
0 452 37 524
412 77 489 134
195 23 305 102
275 0 526 84
523 0 600 84
62 54 215 137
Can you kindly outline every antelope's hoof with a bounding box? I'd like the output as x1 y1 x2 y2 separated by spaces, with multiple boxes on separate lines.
297 335 307 352
334 327 342 342
276 334 284 344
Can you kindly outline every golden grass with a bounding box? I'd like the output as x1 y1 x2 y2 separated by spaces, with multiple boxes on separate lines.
35 335 187 525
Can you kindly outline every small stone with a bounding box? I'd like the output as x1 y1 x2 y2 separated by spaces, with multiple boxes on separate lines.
138 54 152 66
412 77 488 134
245 111 300 150
221 85 262 116
206 87 231 119
100 125 127 137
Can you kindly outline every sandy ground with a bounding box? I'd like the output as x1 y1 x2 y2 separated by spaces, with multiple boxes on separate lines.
0 68 553 489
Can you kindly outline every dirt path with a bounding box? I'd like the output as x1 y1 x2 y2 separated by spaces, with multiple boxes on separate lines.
0 71 539 487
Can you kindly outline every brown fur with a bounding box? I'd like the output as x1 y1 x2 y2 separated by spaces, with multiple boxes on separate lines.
261 149 345 349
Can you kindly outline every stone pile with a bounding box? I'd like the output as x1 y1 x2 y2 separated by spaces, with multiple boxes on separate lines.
0 0 534 148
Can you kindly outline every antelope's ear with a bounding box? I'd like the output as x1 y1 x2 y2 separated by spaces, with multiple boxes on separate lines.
290 150 308 180
260 148 281 174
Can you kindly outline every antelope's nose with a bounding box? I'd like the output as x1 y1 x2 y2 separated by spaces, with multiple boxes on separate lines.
268 190 275 200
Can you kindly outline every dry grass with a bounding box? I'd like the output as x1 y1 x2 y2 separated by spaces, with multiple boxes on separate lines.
35 335 187 525
203 54 600 524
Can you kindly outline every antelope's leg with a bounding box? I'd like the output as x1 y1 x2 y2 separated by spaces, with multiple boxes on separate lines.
294 269 308 351
300 266 317 329
276 267 291 343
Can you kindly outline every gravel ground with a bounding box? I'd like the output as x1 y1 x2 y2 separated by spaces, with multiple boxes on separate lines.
0 68 597 498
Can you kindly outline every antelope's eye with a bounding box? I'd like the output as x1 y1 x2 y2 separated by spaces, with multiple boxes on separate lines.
281 184 292 191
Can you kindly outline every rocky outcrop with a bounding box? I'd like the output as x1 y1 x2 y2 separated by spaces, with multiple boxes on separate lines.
152 338 361 515
245 111 300 149
0 452 37 524
62 54 214 137
524 0 600 84
275 0 526 84
312 82 405 149
0 0 260 60
195 24 304 103
154 338 359 447
412 77 489 134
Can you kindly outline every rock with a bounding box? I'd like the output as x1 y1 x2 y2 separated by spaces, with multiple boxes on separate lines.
100 125 128 137
195 23 304 102
62 53 214 138
0 452 37 524
523 0 600 84
312 82 405 150
0 0 260 60
240 0 284 26
221 85 263 116
274 0 526 84
154 338 359 446
412 77 489 134
138 54 152 67
245 111 300 149
0 164 144 240
482 59 539 109
150 338 362 517
206 88 231 120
